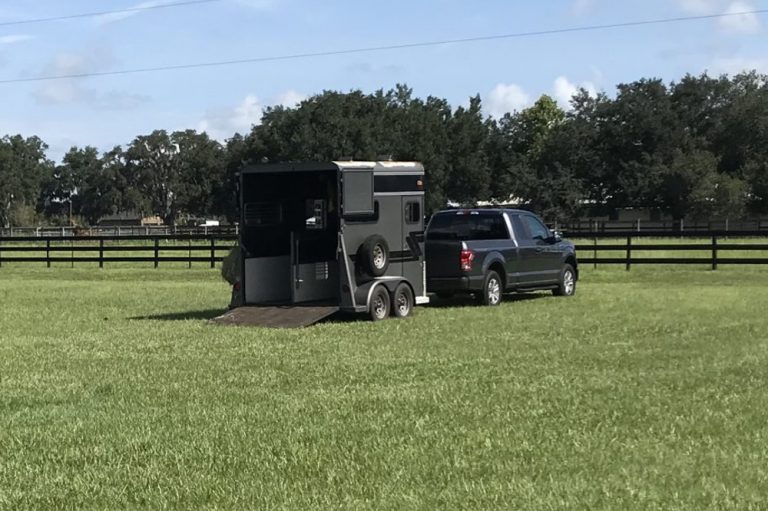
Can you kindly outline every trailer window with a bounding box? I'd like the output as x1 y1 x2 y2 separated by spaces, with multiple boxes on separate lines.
405 202 421 224
343 170 374 216
305 199 327 230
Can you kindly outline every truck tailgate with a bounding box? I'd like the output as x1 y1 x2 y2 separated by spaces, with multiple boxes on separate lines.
426 240 462 278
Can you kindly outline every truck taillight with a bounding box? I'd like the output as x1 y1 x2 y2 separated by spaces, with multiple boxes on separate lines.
460 248 475 272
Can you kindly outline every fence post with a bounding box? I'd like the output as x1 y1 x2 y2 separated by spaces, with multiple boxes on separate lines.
625 236 632 271
46 239 51 268
0 237 3 268
188 239 192 269
210 238 216 269
154 238 160 269
593 237 597 270
712 236 718 271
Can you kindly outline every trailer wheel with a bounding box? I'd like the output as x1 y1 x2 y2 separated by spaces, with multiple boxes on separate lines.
358 235 390 277
391 283 414 318
369 286 391 322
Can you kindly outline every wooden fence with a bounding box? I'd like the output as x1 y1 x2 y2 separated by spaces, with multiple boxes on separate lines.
0 235 237 268
2 233 768 270
573 234 768 270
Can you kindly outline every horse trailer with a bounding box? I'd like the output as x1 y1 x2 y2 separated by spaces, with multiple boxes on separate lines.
219 161 429 328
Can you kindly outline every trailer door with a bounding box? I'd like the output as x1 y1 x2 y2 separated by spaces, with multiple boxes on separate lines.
401 196 425 296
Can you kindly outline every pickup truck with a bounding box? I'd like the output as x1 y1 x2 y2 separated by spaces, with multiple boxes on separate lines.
425 209 578 305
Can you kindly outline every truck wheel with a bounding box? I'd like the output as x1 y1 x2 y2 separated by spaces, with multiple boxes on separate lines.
553 264 577 297
478 271 503 306
358 235 390 277
369 286 391 321
392 283 414 318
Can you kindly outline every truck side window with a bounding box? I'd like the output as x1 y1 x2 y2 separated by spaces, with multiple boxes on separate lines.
523 215 551 241
405 202 421 224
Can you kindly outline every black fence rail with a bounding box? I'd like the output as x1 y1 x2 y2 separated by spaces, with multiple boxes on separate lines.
565 229 768 239
0 235 237 268
0 225 239 238
560 219 768 234
574 235 768 270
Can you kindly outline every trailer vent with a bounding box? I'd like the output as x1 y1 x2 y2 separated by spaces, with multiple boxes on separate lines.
244 202 282 226
315 262 329 281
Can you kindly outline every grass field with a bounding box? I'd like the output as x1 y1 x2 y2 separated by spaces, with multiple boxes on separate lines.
1 266 768 509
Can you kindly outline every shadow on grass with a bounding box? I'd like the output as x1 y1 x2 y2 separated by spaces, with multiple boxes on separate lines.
131 309 226 321
426 291 551 309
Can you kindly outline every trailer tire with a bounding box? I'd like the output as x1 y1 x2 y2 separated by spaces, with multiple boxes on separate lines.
369 286 391 322
391 283 414 318
358 235 390 277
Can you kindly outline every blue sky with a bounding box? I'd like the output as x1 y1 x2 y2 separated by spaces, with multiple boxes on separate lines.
0 0 766 161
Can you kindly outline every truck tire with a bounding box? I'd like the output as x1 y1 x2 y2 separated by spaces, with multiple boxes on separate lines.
358 235 390 277
369 285 391 321
477 270 503 306
391 283 414 318
553 264 577 297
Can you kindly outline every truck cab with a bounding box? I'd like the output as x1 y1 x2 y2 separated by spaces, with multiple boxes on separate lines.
425 209 578 304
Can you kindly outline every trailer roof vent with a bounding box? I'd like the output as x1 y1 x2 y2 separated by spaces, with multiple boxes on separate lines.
244 202 282 227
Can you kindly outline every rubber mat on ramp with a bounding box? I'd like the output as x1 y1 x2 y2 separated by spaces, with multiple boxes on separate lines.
210 305 340 329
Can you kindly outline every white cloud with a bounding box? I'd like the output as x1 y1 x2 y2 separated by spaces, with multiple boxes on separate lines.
710 56 768 74
678 0 722 13
0 34 34 45
485 83 531 118
553 76 597 109
33 50 150 110
97 0 278 25
95 0 166 25
719 1 761 34
274 90 307 108
199 90 306 140
571 0 597 15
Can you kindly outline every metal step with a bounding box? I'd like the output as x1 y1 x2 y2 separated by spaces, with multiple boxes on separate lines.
210 304 340 329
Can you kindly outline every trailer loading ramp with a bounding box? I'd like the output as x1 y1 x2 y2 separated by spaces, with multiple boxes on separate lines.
210 304 340 329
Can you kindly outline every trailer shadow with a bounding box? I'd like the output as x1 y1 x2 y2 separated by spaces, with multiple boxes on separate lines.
130 309 226 322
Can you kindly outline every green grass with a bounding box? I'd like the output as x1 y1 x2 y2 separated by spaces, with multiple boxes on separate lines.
1 267 768 509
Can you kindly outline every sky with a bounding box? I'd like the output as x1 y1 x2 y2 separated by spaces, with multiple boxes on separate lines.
0 0 767 162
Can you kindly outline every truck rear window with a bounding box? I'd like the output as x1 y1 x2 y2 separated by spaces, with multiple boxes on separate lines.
426 213 509 241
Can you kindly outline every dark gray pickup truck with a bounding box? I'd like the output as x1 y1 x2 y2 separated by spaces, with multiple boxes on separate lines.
425 209 578 305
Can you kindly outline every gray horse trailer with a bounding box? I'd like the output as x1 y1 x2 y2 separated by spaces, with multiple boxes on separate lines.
226 161 429 328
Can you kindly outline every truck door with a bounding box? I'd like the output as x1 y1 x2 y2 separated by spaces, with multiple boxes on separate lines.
516 214 561 285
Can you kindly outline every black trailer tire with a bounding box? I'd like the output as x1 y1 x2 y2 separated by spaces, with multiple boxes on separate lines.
392 283 414 318
369 286 391 321
358 235 390 277
553 264 577 297
477 270 503 306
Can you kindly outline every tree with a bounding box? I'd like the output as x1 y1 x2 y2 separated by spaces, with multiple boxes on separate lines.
445 95 491 204
0 135 52 228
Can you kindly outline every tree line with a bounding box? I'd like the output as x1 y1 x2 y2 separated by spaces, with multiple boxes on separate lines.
1 71 767 228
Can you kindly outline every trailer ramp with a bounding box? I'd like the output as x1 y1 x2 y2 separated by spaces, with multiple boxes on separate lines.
211 304 340 329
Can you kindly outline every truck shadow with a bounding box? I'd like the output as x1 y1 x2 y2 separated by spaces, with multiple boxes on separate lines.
427 292 551 309
130 309 226 321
